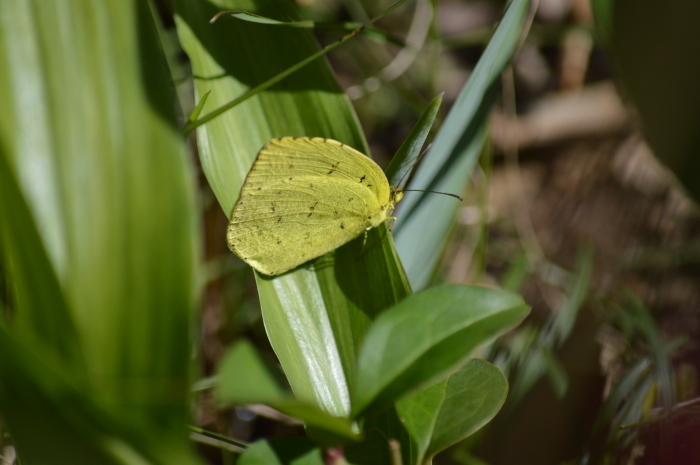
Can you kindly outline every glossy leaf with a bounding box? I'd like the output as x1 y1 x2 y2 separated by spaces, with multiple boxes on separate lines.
352 285 529 416
174 0 412 423
397 359 508 462
394 0 531 289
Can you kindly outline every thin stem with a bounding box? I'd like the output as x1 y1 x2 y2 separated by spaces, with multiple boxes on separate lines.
182 0 411 134
188 425 248 450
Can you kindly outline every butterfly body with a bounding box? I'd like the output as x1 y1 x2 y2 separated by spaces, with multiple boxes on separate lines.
227 137 402 276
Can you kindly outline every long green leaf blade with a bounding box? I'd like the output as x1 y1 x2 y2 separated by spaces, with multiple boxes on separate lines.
0 0 201 461
174 0 412 422
394 0 531 289
385 93 443 187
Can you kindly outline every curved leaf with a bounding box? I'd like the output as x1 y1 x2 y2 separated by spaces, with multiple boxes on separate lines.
397 359 508 462
216 341 358 442
352 285 529 416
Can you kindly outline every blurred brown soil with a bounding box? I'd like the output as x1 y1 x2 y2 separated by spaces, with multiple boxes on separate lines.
457 80 700 464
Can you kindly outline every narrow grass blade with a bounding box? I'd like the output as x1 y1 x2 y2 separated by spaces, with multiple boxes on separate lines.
385 93 443 187
394 0 531 289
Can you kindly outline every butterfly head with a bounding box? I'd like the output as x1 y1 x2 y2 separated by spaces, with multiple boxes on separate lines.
390 186 404 205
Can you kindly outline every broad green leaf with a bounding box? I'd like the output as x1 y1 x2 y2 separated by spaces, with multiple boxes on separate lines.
394 0 531 290
352 285 529 416
0 0 200 461
598 1 700 202
397 359 508 463
385 93 443 187
174 0 412 422
237 438 324 465
216 341 358 441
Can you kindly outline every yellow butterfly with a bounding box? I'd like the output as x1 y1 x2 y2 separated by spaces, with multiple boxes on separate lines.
226 137 403 276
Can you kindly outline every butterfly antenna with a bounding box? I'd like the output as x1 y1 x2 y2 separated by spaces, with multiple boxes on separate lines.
396 143 433 189
402 189 463 201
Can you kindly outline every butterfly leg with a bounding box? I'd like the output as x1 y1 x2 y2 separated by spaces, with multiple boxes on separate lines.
358 217 396 258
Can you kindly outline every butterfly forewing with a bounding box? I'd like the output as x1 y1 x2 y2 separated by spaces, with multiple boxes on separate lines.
227 138 392 275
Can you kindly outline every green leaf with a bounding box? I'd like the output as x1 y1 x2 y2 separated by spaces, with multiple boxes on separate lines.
237 438 324 465
0 141 81 363
0 0 200 461
216 340 288 403
216 341 358 442
188 89 212 122
352 285 529 416
181 0 410 133
397 359 508 462
542 247 593 346
385 93 443 187
394 0 531 290
174 0 412 423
